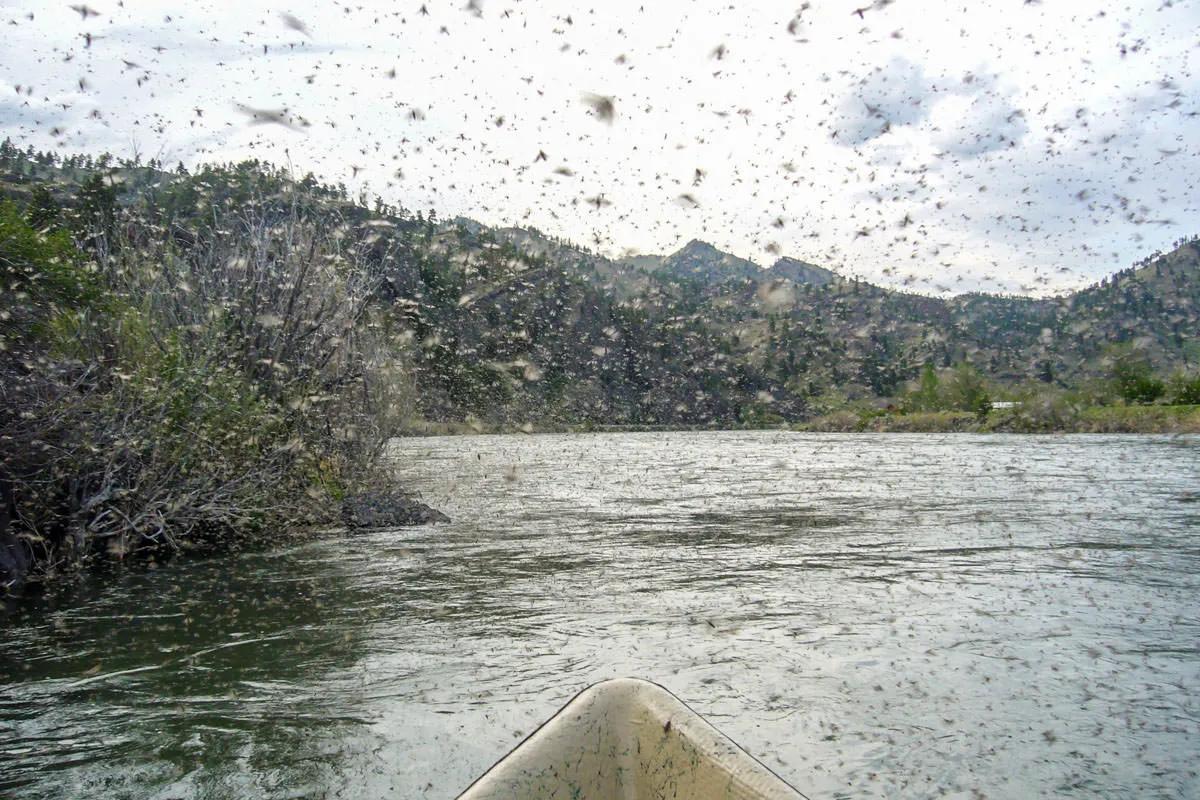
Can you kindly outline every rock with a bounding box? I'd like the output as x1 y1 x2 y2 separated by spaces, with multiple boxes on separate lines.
341 491 449 530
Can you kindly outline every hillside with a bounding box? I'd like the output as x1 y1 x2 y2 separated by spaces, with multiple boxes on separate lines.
2 141 1198 427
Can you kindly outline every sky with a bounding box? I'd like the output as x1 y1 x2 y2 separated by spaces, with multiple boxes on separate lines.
1 0 1198 295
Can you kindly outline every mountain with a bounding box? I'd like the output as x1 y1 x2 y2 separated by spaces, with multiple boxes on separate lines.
768 256 837 287
2 141 1197 426
657 239 762 283
616 242 837 288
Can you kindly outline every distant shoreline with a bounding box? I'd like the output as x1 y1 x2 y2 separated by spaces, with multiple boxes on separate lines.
398 405 1200 437
796 405 1200 434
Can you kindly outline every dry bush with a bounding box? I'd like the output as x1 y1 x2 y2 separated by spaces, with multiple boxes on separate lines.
1 187 408 595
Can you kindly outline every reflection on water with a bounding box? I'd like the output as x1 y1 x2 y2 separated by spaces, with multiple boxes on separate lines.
2 432 1198 798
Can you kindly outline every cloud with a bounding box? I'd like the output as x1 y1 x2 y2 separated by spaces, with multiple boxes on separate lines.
0 80 101 139
836 62 1027 159
928 76 1028 158
835 57 932 145
0 0 1197 295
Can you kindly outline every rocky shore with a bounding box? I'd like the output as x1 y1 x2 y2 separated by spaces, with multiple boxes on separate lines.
341 491 450 529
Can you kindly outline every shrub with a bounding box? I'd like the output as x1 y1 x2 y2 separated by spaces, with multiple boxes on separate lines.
901 362 990 415
0 200 99 349
939 363 991 415
1168 372 1200 405
1107 345 1165 405
1 184 406 596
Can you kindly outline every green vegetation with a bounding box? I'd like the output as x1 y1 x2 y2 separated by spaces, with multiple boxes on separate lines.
1107 345 1166 405
799 345 1199 434
903 363 991 415
798 383 1200 434
5 143 1200 433
1167 372 1200 405
798 404 1200 434
1 175 406 596
2 142 1199 593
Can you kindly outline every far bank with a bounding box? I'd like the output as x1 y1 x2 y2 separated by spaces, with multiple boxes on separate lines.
395 403 1200 437
795 403 1200 434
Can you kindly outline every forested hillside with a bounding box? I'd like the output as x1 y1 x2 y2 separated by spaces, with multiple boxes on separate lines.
3 140 1198 430
3 142 1199 593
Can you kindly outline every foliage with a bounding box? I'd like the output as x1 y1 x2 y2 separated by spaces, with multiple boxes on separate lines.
1106 345 1165 405
0 199 99 349
1167 372 1200 405
873 411 978 432
907 363 941 411
3 145 1199 442
25 184 62 230
901 362 990 414
1 184 404 596
939 363 991 415
1075 404 1200 433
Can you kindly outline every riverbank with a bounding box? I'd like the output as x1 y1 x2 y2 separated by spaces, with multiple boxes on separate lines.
398 419 730 436
796 404 1200 434
0 197 416 599
397 404 1200 437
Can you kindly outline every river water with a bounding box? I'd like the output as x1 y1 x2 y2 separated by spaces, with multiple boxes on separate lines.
2 432 1198 799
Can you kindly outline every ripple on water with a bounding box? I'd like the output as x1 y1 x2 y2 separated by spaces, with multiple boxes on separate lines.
2 432 1199 799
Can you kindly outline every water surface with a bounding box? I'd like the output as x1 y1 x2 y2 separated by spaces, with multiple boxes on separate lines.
2 432 1198 798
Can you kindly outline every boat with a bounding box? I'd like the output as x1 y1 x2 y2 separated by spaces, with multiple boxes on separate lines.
458 677 806 799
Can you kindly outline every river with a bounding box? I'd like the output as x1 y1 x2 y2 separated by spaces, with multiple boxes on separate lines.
2 432 1198 798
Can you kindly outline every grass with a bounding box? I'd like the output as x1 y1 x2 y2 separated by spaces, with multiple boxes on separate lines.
795 405 1200 434
1074 404 1200 433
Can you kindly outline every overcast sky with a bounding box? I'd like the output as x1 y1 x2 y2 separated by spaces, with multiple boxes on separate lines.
1 0 1197 294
